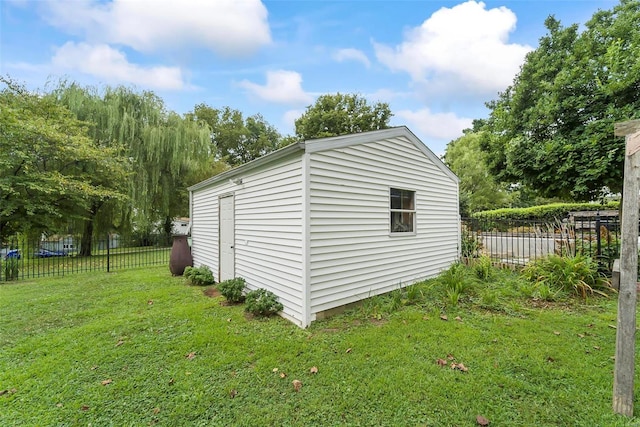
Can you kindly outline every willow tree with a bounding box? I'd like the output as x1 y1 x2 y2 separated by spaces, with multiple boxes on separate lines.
49 83 213 254
0 77 126 241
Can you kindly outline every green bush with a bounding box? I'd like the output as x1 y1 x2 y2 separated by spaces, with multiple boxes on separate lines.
245 288 283 316
183 266 216 286
218 277 246 303
522 254 611 298
3 258 19 281
461 225 482 257
472 202 619 222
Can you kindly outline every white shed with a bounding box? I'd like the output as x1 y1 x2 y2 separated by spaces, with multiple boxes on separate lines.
188 127 460 327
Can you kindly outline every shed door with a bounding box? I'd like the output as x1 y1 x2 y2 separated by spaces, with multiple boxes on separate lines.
219 194 235 282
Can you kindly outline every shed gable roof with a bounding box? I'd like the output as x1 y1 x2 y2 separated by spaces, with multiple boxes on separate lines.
188 126 457 192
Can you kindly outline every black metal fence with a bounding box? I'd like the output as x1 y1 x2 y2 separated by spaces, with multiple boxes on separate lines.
462 214 622 274
0 233 171 281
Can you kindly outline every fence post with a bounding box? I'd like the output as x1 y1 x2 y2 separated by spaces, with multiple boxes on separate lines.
106 233 110 273
595 212 602 259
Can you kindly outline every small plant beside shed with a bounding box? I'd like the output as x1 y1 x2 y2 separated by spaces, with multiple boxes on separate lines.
184 266 215 286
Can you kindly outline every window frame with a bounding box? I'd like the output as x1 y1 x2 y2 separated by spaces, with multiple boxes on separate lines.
389 187 416 236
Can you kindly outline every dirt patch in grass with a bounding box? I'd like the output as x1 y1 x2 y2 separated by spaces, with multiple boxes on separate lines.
203 287 221 298
369 318 388 327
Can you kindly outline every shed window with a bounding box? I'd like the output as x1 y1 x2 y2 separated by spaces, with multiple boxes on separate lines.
390 188 415 233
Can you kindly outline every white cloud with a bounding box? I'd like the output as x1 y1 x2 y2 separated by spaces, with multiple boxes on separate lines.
373 1 532 93
239 70 312 105
44 0 271 57
52 42 186 90
396 108 473 141
333 48 371 68
282 109 305 132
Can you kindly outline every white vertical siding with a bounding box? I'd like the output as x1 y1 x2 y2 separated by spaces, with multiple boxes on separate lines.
190 155 306 325
308 135 459 314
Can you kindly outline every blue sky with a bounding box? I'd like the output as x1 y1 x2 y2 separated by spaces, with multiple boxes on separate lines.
0 0 617 155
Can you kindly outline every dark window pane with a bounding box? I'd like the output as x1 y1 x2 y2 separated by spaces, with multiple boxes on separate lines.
401 190 414 210
390 188 401 209
391 211 414 232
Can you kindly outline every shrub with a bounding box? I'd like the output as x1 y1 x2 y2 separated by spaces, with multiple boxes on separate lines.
245 288 283 316
461 225 482 258
183 266 215 286
522 254 611 298
3 258 19 281
218 277 246 303
472 202 619 222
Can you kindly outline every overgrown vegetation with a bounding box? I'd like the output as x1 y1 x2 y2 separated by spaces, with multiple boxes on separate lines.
523 254 613 299
183 266 215 286
218 277 246 303
2 259 19 280
1 266 634 426
244 288 284 316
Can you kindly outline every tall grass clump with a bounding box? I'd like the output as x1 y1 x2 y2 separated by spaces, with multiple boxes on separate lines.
440 262 470 306
522 254 612 298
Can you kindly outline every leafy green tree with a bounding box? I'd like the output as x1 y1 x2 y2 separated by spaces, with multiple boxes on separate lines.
49 83 213 253
191 104 281 166
294 93 392 140
482 0 640 200
444 131 511 215
0 77 126 241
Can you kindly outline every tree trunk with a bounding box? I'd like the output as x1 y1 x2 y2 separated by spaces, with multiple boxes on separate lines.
79 218 94 257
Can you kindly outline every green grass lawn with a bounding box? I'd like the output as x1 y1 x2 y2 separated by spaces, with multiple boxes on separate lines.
1 265 640 426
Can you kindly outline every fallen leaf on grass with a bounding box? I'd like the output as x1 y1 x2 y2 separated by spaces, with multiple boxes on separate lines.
56 403 63 408
272 368 278 373
447 354 455 360
279 372 287 378
451 363 468 372
147 300 154 305
476 415 490 425
115 340 124 347
310 366 318 374
153 407 160 414
81 405 90 411
90 365 98 371
229 389 238 398
546 356 555 363
594 346 601 350
436 358 447 367
186 352 196 360
455 316 462 322
345 348 352 354
292 380 302 392
422 316 430 321
440 315 448 321
553 331 560 335
101 379 112 386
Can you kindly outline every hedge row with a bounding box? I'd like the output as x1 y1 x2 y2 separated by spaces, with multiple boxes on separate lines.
470 202 620 222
